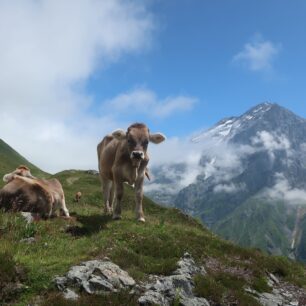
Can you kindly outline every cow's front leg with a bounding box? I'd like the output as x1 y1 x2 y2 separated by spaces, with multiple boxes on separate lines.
113 180 123 220
102 177 112 214
135 174 145 222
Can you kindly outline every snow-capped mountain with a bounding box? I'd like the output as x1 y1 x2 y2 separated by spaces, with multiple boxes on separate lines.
191 102 298 144
147 102 306 262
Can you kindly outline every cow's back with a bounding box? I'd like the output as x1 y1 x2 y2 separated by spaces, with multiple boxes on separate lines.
0 178 52 216
97 135 120 180
38 178 64 204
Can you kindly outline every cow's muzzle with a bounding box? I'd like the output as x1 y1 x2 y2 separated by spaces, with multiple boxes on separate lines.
131 151 144 160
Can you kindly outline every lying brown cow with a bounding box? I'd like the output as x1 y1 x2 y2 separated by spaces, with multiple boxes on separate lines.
0 166 70 218
97 123 165 222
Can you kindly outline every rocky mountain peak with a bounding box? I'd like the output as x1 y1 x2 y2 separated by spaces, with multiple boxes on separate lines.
172 103 306 262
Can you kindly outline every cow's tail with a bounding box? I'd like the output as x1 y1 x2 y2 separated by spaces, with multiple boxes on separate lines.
145 168 151 180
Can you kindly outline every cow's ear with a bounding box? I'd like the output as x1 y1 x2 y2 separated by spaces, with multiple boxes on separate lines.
112 129 127 140
149 133 166 144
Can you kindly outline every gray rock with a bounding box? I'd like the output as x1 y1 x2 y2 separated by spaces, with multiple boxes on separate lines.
86 170 99 175
138 290 169 306
53 259 135 298
174 252 206 278
138 253 209 306
180 296 210 306
268 273 280 285
258 292 284 306
20 212 35 223
19 237 36 244
63 288 79 300
171 275 194 296
88 275 114 292
54 276 67 291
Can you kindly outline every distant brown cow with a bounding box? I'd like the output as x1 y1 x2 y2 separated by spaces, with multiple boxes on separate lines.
0 166 70 218
75 191 82 203
97 123 165 222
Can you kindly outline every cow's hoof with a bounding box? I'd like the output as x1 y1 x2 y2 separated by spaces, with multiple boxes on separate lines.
62 216 72 220
112 215 122 220
137 217 146 223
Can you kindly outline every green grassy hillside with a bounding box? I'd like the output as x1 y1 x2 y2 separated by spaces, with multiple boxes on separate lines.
213 198 296 257
0 170 306 305
0 139 48 183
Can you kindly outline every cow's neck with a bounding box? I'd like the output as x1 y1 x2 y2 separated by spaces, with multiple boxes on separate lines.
128 159 148 185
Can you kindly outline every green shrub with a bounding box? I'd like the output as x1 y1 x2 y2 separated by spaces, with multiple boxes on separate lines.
194 274 225 304
251 276 272 293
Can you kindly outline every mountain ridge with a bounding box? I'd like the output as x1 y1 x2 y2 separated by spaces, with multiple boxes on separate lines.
145 102 306 262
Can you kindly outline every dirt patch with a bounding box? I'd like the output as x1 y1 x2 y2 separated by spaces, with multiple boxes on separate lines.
65 226 90 237
206 257 250 277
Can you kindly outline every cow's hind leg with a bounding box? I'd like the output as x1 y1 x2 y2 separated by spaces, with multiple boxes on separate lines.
60 195 70 217
102 178 112 214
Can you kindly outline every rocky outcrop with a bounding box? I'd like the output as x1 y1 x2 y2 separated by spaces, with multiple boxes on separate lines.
246 273 306 306
138 252 209 306
53 253 306 306
54 253 210 305
86 170 99 175
54 258 135 299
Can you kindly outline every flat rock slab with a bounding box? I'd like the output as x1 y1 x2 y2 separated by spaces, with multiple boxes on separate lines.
54 258 135 295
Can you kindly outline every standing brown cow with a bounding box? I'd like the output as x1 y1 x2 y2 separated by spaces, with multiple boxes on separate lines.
97 123 165 222
75 191 82 203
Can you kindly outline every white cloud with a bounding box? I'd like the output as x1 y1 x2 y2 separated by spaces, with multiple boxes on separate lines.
0 0 154 173
145 135 254 196
200 142 255 183
233 34 280 72
251 130 291 161
106 88 197 118
262 173 306 205
213 183 246 194
145 129 293 198
144 136 205 197
300 143 306 152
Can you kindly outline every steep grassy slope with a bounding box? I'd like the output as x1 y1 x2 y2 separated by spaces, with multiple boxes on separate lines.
0 139 47 183
0 170 306 305
213 198 296 257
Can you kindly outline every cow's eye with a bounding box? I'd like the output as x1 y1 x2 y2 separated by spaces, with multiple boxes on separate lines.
128 138 134 145
143 140 149 146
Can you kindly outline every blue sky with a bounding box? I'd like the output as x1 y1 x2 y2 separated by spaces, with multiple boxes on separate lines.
0 0 305 172
87 0 306 137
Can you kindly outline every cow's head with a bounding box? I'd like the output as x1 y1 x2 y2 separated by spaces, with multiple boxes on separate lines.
112 123 166 167
3 165 36 183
